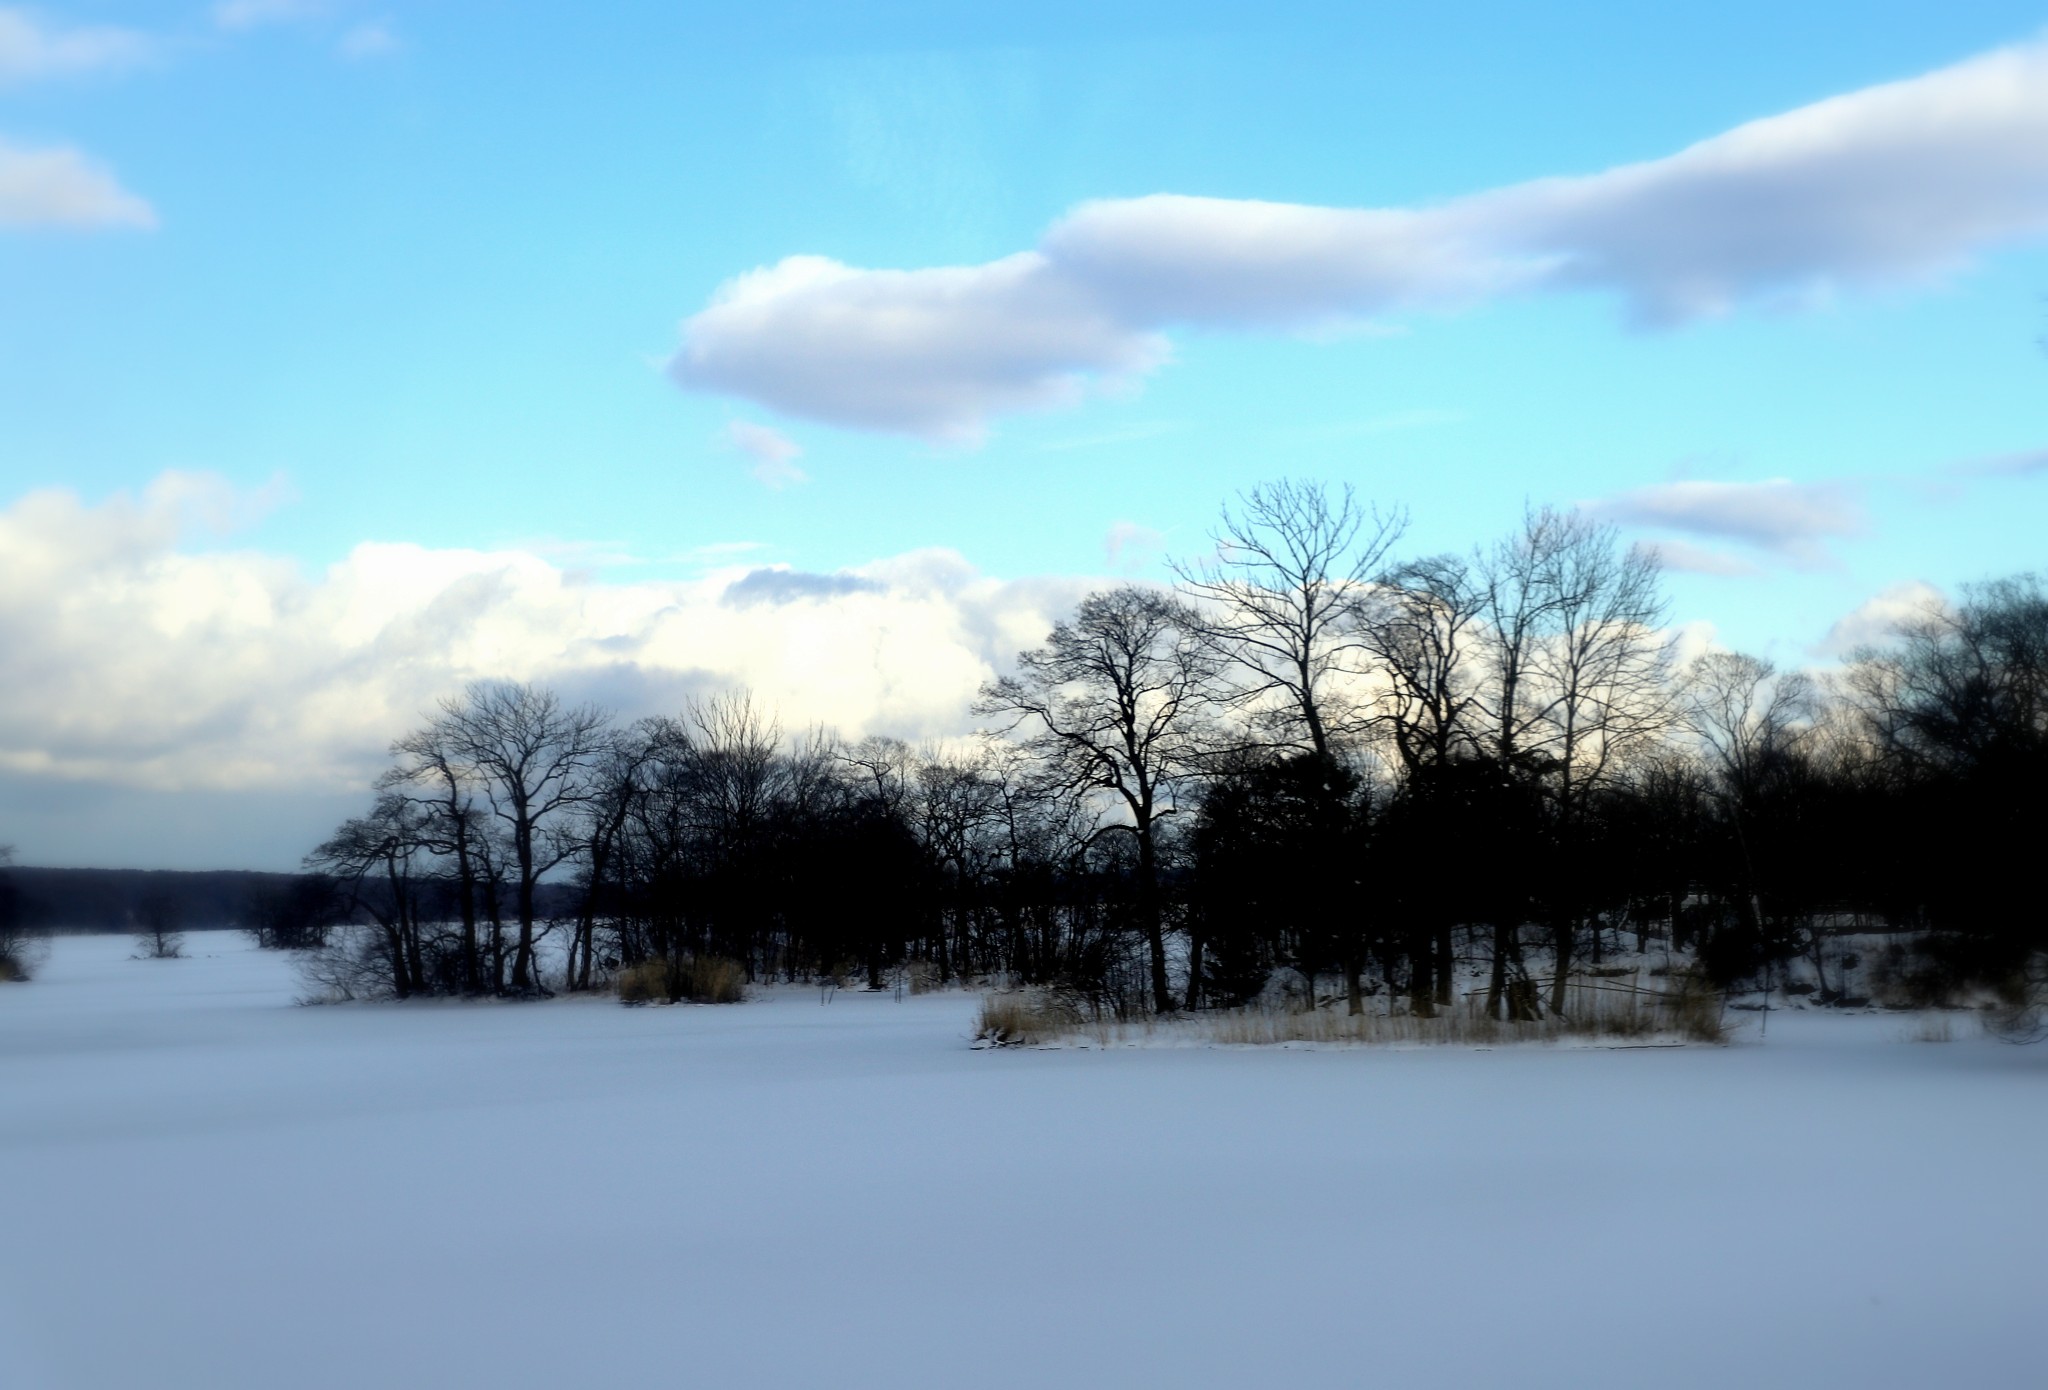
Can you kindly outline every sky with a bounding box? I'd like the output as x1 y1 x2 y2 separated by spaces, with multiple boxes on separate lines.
1 0 2045 869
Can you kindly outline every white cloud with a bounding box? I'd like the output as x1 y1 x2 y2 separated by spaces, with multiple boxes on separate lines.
1815 580 1946 656
1630 538 1760 578
726 419 810 489
1588 478 1864 567
672 34 2048 438
0 137 154 229
0 475 1092 797
0 6 151 84
674 253 1166 443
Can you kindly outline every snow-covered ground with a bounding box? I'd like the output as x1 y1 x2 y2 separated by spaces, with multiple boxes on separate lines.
2 933 2041 1390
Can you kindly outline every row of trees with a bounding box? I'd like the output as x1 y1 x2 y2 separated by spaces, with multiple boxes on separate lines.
288 482 2046 1025
0 845 28 982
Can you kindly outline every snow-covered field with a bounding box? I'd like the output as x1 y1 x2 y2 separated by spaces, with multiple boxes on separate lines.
2 933 2041 1390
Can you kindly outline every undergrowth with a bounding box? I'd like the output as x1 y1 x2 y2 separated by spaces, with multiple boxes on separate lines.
979 973 1726 1048
617 955 748 1005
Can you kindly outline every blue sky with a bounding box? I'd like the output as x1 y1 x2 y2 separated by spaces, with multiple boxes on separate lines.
2 1 2046 866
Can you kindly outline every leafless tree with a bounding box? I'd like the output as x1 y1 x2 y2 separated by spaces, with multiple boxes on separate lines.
430 682 615 992
1523 513 1674 1004
977 585 1217 1012
1684 652 1817 796
1173 479 1405 755
0 844 37 983
132 890 186 960
1682 651 1818 985
1356 553 1486 774
1845 575 2048 774
1364 509 1675 1012
563 728 658 991
305 792 438 998
382 722 493 993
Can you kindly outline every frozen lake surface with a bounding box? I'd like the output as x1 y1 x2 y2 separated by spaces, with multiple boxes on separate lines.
2 932 2043 1389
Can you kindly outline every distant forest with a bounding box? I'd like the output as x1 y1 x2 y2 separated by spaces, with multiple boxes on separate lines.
8 481 2041 1030
0 867 578 935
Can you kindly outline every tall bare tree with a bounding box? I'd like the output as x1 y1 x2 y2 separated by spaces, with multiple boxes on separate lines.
1356 553 1486 775
382 722 492 993
1173 479 1405 756
431 682 615 992
1524 513 1673 1005
977 586 1216 1013
305 791 437 998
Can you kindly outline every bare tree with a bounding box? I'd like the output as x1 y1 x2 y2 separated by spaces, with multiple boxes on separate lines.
1356 553 1486 774
430 682 615 992
1173 479 1405 755
1684 652 1817 797
977 586 1217 1013
305 792 438 999
1524 514 1674 1006
1681 651 1818 990
132 890 186 960
0 844 36 983
564 728 658 991
382 722 492 993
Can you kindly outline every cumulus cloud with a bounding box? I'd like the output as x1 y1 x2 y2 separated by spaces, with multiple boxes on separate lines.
1815 580 1947 656
672 34 2048 437
1588 478 1865 568
673 253 1166 444
0 6 151 84
0 137 154 229
0 475 1091 800
726 419 809 489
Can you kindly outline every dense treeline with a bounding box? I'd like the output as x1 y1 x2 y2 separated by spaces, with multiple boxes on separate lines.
282 482 2046 1029
0 867 351 934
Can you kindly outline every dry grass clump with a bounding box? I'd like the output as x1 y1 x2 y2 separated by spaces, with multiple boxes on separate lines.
1142 973 1723 1048
971 973 1726 1049
0 921 45 983
1908 1014 1956 1044
975 990 1087 1046
617 955 748 1005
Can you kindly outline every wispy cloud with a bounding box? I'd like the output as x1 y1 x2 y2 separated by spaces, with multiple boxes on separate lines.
0 6 152 85
1588 478 1865 569
1104 521 1166 573
212 0 326 31
0 138 155 230
672 34 2048 439
337 21 398 60
1034 420 1187 454
1947 446 2048 479
727 419 810 489
1630 538 1761 578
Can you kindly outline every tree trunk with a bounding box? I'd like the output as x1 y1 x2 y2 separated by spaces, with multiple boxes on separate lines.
1548 916 1573 1016
1137 826 1173 1014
